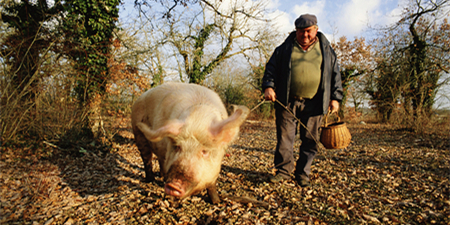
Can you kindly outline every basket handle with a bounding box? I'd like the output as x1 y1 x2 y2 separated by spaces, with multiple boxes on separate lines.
324 111 341 127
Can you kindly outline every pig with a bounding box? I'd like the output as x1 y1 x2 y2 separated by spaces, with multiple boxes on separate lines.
131 82 249 204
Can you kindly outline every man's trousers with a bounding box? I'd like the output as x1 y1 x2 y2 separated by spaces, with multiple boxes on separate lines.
274 98 323 180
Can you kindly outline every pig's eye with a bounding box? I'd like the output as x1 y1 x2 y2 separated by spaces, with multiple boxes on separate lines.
201 150 209 157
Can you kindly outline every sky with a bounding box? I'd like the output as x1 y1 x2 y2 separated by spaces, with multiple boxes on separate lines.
267 0 448 109
265 0 405 41
119 0 449 109
120 0 407 41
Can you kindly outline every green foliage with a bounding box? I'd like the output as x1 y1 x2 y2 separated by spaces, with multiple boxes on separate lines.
60 0 120 136
258 102 274 120
189 23 216 84
339 68 356 116
366 61 403 122
250 64 274 120
152 65 164 87
250 64 265 90
223 84 245 106
63 0 120 104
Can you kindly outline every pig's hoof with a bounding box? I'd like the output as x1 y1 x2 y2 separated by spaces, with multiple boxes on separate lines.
207 185 220 204
210 194 220 204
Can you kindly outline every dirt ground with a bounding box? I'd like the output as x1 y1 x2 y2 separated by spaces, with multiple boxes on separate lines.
1 120 449 224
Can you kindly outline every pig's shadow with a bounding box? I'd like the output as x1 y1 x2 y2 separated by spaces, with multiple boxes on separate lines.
54 132 272 198
54 133 162 197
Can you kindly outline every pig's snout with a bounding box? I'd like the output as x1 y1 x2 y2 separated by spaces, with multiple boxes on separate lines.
164 180 185 197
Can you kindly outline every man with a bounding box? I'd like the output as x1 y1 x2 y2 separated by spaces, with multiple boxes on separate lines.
262 14 343 187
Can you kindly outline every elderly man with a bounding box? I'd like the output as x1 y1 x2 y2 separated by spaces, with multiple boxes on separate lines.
262 14 343 187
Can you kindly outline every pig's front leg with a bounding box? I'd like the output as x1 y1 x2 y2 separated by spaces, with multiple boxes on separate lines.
140 150 155 182
134 129 155 182
207 183 220 204
142 158 155 182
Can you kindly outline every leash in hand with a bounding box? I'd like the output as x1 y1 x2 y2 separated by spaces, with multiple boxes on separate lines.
249 98 321 147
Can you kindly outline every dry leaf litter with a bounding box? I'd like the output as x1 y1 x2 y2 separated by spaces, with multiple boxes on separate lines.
1 120 449 224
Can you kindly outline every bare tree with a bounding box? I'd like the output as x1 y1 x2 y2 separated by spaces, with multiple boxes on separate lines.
368 0 450 122
134 0 198 19
135 0 274 84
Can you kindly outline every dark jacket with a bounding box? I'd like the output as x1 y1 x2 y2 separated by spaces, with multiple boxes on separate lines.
262 31 343 115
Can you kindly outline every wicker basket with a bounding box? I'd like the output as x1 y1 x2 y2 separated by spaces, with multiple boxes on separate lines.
320 113 351 149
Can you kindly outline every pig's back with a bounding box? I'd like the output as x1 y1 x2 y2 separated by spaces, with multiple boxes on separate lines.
132 82 226 130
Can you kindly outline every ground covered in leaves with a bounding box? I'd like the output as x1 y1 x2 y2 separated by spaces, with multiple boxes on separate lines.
1 120 449 224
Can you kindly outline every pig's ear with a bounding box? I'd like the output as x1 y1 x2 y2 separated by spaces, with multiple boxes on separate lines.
209 106 249 145
137 120 184 142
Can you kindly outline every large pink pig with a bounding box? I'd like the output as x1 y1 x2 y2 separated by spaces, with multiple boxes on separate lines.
131 82 249 204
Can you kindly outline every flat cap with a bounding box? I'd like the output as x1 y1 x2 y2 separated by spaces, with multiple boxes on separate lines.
295 14 317 29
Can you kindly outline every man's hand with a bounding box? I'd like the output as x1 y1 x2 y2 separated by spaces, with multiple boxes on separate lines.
328 100 339 114
264 88 276 102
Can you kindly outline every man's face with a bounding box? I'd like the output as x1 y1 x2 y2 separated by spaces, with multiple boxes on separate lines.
296 26 318 47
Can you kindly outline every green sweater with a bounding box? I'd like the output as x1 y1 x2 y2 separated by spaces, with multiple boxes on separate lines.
290 39 322 99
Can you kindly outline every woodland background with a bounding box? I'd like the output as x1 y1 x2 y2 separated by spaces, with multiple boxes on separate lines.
0 0 449 224
1 0 449 143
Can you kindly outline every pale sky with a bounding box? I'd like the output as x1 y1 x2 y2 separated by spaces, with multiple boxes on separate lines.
266 0 405 41
119 0 449 109
120 0 406 40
